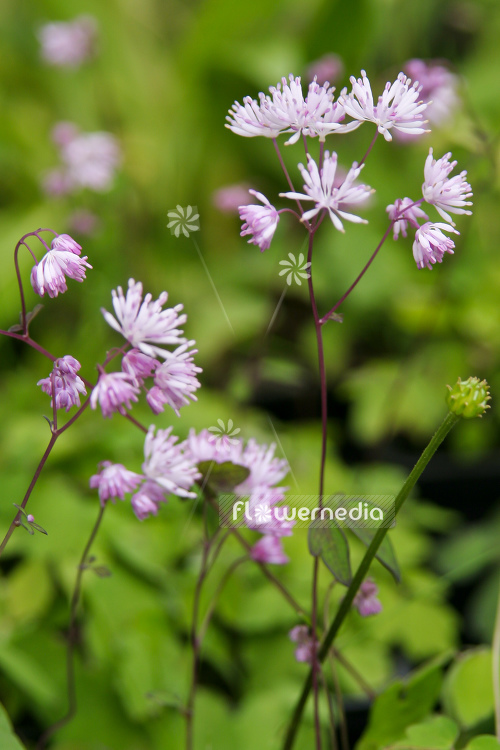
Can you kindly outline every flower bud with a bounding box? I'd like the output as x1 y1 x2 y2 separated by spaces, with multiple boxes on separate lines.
446 377 491 418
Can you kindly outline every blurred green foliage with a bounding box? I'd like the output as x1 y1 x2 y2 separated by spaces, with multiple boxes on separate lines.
1 0 500 748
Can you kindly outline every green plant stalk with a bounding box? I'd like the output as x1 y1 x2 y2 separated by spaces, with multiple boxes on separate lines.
282 410 460 750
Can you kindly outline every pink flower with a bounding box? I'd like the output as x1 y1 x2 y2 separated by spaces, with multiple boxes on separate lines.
68 209 99 236
386 197 429 239
51 233 82 255
250 535 289 564
280 152 372 231
213 184 254 214
422 148 473 224
30 241 92 298
183 428 243 465
239 190 280 252
352 579 382 617
38 16 97 68
122 349 158 384
130 481 166 520
412 222 458 270
150 342 202 416
404 59 459 127
236 439 289 491
89 461 143 506
41 168 73 197
101 279 187 359
226 94 284 139
142 426 200 499
339 70 429 141
37 355 86 411
61 131 121 192
90 372 140 418
289 625 316 664
306 54 344 87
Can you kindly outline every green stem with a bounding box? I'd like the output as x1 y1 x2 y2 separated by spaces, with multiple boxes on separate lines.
282 410 460 750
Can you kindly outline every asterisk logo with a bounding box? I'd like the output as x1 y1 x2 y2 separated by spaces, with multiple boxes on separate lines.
167 205 200 237
253 503 272 524
278 252 311 286
207 419 241 452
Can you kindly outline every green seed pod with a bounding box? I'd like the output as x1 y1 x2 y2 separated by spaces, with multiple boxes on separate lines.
446 377 491 418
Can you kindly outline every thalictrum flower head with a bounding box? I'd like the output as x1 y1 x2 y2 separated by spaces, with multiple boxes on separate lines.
280 152 373 231
122 349 158 384
339 70 429 141
30 239 92 298
236 439 289 492
386 197 429 239
130 481 166 520
250 535 289 565
352 579 382 616
226 94 284 139
142 426 200 499
412 222 458 270
422 148 473 224
149 342 202 416
289 625 316 663
404 59 459 127
37 355 87 411
101 279 187 359
89 461 143 506
90 371 140 418
38 16 97 68
61 130 121 192
239 190 280 252
50 233 82 255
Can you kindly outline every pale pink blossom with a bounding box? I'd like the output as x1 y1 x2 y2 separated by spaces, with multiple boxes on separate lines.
37 355 86 411
386 197 429 239
289 625 316 663
412 222 458 270
51 233 82 255
404 59 459 127
339 70 429 141
239 190 280 252
149 342 202 416
280 152 372 231
38 16 97 68
41 169 73 197
90 372 140 418
306 54 344 87
183 428 243 465
352 579 382 616
142 426 200 499
61 131 121 192
130 481 166 520
213 184 254 213
236 439 289 491
422 148 473 224
250 535 288 564
226 94 284 138
30 242 92 298
101 279 187 359
122 349 158 384
68 210 99 236
89 461 143 506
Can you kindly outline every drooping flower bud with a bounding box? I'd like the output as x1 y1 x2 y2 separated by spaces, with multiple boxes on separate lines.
446 377 491 418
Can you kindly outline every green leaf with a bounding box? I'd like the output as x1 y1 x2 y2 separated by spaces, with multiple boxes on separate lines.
356 655 447 750
389 715 459 749
308 523 351 586
464 737 500 750
350 527 401 582
0 703 26 749
198 461 250 494
442 648 495 728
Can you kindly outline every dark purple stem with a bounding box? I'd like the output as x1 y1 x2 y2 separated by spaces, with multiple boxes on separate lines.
358 129 379 167
306 226 328 750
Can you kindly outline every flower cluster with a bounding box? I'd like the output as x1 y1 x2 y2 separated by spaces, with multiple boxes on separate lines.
90 280 201 419
38 355 86 412
38 15 97 68
184 429 292 564
30 233 92 298
43 122 121 196
89 426 201 520
403 59 459 129
387 148 472 270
